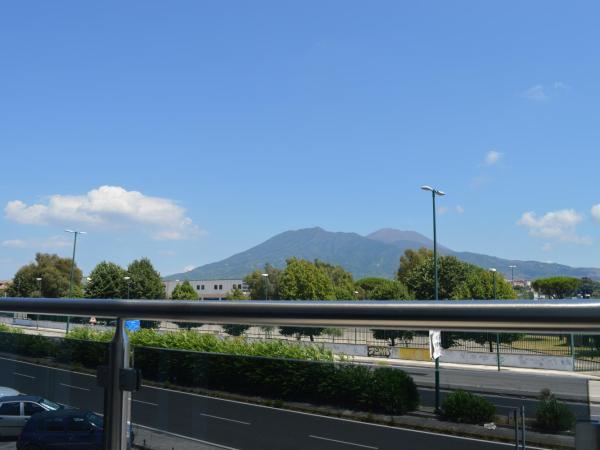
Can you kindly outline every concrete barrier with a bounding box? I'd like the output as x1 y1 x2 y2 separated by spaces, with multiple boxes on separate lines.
441 350 573 371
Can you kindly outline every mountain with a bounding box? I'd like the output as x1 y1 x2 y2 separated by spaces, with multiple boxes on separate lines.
166 227 600 281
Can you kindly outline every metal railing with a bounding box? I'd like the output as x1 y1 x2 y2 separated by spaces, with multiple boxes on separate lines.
1 297 600 449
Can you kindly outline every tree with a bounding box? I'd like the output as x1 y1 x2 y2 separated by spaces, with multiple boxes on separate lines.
578 278 600 298
279 258 336 300
126 258 166 299
397 248 433 283
372 329 414 347
532 277 582 299
355 277 411 300
244 264 282 300
314 260 356 300
8 253 82 298
85 261 127 299
171 280 198 300
279 326 325 342
453 269 515 300
222 324 249 336
225 288 248 300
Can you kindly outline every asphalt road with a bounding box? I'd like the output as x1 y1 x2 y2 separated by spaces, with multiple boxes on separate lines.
0 355 553 450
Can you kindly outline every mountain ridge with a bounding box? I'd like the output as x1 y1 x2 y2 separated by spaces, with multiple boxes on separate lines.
165 227 600 281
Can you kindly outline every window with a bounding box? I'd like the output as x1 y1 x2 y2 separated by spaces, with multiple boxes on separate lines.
24 402 45 416
219 284 223 290
201 285 205 290
0 402 20 416
41 417 65 432
214 284 218 290
196 285 200 290
67 416 92 432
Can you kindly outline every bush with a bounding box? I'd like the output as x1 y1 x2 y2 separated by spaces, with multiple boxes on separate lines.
442 390 495 424
535 390 575 432
134 346 419 414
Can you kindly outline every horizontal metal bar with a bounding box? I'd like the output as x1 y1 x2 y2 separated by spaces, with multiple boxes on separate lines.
1 298 599 332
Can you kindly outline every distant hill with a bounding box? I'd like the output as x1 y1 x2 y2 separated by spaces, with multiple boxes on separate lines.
166 227 600 281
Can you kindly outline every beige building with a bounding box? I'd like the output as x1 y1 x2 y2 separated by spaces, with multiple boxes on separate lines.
163 279 249 300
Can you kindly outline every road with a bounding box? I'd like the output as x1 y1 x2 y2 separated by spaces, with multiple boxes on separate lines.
0 355 553 450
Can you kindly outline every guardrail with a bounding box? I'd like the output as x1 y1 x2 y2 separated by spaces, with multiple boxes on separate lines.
1 297 599 449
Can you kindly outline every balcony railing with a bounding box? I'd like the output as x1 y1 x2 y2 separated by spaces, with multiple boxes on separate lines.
1 298 599 449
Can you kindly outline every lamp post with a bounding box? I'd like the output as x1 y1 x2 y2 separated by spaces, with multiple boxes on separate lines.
421 184 445 412
65 229 86 333
261 273 269 300
490 268 501 371
35 277 42 297
124 277 131 300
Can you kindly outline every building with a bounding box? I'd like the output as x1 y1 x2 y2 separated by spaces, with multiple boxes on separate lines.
163 279 249 300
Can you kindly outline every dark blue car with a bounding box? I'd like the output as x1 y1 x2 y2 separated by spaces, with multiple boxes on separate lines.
17 409 133 450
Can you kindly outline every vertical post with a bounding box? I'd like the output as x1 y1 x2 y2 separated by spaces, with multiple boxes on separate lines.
520 404 526 450
103 319 131 450
496 333 501 371
570 333 576 371
432 190 441 413
66 232 78 334
513 409 519 450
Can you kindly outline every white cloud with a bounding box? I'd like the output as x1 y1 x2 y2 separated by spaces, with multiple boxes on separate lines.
542 243 553 252
183 265 195 272
553 81 570 90
517 209 591 245
4 185 199 240
437 206 449 215
1 236 71 249
484 150 502 166
455 205 465 214
524 84 548 101
591 204 600 223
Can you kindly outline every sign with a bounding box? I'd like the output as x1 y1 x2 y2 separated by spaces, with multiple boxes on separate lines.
367 346 391 358
125 320 141 332
429 330 443 360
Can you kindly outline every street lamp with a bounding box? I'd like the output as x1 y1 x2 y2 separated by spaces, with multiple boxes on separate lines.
65 229 86 333
124 276 131 300
261 273 269 300
508 265 517 285
421 184 445 412
35 277 42 297
490 268 500 371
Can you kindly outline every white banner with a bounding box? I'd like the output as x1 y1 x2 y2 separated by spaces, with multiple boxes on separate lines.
429 330 443 360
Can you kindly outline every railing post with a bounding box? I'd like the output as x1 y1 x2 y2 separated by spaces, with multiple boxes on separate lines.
103 318 131 450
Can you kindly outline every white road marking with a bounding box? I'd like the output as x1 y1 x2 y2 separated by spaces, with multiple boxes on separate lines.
59 383 90 392
132 399 158 406
200 413 251 425
133 423 240 450
309 435 378 449
13 371 36 379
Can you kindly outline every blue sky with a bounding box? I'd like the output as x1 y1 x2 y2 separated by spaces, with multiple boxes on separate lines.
1 1 599 279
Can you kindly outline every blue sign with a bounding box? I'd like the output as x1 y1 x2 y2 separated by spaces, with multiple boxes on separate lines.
125 320 141 332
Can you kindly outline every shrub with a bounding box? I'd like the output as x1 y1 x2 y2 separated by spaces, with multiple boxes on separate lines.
442 390 495 424
535 390 575 432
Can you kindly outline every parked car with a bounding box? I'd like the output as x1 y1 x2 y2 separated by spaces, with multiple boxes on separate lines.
17 409 134 450
0 395 62 438
0 386 20 398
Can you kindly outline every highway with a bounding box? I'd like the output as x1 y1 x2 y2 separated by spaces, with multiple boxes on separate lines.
0 355 552 450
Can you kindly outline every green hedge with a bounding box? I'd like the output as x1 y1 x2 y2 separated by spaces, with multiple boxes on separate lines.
134 346 418 414
0 327 419 415
442 390 495 424
535 391 575 432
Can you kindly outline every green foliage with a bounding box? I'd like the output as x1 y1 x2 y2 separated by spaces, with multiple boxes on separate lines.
371 329 414 346
442 390 496 424
222 324 250 336
535 390 575 432
314 260 356 300
279 326 325 342
244 264 282 300
398 249 515 300
225 288 247 300
171 280 198 300
532 277 582 299
85 261 127 299
126 258 166 299
7 253 82 298
279 258 336 300
355 277 411 300
397 248 432 283
579 277 600 298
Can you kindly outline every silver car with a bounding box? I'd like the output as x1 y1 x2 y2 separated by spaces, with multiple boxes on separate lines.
0 386 19 398
0 395 62 437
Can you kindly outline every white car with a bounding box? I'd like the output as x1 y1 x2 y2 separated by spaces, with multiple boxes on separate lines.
0 386 19 398
0 395 62 437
